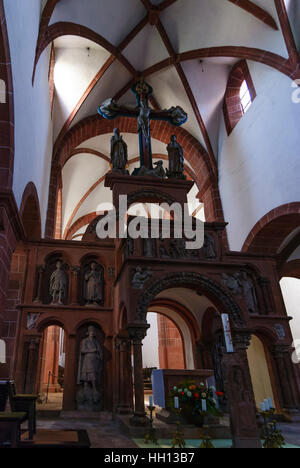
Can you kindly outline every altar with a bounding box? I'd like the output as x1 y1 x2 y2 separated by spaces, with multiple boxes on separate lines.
152 369 214 411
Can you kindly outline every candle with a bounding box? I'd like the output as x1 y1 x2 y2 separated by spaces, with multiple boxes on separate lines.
149 396 153 407
201 399 207 412
264 399 270 411
174 397 179 409
268 397 274 409
260 402 266 412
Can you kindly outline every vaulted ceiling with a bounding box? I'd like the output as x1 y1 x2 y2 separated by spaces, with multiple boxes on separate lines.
35 0 289 240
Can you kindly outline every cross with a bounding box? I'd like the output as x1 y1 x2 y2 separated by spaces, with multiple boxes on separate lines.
98 80 188 172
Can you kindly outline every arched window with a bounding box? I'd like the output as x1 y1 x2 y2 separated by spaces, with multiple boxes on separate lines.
240 80 252 114
223 60 256 135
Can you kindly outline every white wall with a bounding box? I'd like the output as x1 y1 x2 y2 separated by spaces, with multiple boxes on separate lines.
219 61 300 251
4 0 53 235
143 313 159 369
280 278 300 349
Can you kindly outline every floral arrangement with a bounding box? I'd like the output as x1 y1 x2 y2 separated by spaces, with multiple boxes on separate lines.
169 380 223 425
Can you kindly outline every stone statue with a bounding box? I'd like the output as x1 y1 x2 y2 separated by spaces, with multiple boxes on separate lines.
110 128 129 174
240 271 257 314
143 238 155 258
137 160 166 178
170 238 186 258
99 98 119 119
166 135 186 180
222 273 242 296
137 101 151 146
132 267 152 289
50 261 67 304
203 234 217 259
168 106 188 126
77 326 103 409
84 262 103 306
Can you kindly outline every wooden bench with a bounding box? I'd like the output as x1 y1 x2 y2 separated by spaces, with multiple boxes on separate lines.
0 412 27 448
7 381 38 440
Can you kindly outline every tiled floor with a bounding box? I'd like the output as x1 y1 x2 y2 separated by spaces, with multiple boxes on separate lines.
35 416 138 448
33 415 300 449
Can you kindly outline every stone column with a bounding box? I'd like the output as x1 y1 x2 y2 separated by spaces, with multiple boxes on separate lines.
33 265 45 303
70 267 80 305
222 331 262 449
24 337 41 394
115 331 133 414
127 323 150 426
271 345 299 410
62 333 77 411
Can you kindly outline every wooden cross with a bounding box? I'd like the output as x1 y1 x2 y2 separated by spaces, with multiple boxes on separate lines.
98 80 188 172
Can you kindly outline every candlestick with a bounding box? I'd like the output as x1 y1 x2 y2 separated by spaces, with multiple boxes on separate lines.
260 402 266 412
267 397 274 409
149 395 153 407
201 399 207 412
174 397 179 409
264 399 270 411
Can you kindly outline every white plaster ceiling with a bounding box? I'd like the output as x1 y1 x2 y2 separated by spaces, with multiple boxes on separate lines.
47 0 288 239
53 36 111 140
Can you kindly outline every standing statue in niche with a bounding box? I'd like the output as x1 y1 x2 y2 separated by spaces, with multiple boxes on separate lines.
77 326 103 410
203 234 217 259
166 135 186 180
84 262 103 306
110 128 129 174
240 271 258 314
49 261 67 305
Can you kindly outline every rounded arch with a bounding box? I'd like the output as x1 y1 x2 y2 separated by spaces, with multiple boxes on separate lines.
148 300 198 370
19 182 42 240
242 203 300 254
37 316 68 335
136 272 245 328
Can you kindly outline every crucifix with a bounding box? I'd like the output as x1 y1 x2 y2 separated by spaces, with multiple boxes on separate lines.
97 80 188 174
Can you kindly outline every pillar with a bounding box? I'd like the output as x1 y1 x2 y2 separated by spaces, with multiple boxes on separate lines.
271 345 300 411
62 333 77 411
70 267 80 305
127 322 150 426
24 337 41 394
115 331 133 414
222 331 262 448
34 265 45 303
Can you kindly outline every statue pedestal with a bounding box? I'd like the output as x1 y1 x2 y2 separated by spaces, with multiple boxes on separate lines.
105 173 194 209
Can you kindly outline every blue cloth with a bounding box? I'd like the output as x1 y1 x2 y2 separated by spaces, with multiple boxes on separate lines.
152 370 165 408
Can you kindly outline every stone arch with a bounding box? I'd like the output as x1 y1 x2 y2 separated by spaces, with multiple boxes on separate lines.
19 182 42 240
242 203 300 254
136 272 245 328
37 316 68 335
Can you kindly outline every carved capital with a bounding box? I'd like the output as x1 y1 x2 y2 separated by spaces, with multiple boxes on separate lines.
127 323 150 344
233 331 252 351
71 266 81 275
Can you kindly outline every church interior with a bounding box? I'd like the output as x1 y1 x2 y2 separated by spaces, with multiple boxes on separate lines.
0 0 300 450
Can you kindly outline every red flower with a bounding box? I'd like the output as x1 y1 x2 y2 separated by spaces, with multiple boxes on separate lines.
180 392 185 396
194 393 199 399
216 392 224 397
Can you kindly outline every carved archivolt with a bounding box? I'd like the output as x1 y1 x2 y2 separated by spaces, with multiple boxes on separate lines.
136 272 245 327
